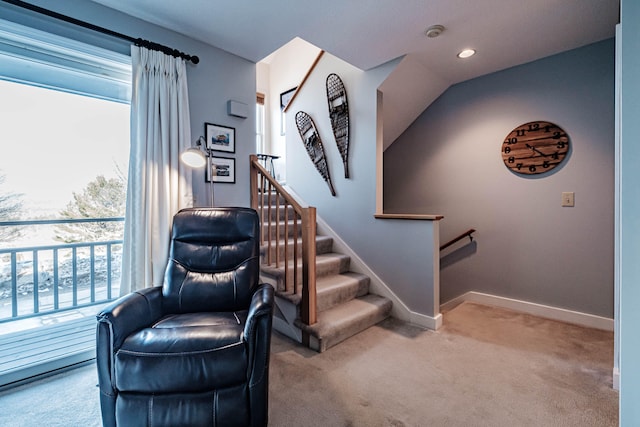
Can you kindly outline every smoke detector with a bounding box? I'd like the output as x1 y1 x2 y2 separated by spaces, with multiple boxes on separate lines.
425 25 445 38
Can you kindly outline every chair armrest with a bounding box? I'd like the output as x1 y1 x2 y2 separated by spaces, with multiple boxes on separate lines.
243 283 274 370
243 283 274 341
243 283 274 426
95 286 164 420
97 286 164 350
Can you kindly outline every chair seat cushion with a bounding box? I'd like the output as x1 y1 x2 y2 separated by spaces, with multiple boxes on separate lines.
115 311 248 393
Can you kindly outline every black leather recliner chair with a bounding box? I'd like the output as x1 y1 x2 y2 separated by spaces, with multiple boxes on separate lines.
96 207 274 427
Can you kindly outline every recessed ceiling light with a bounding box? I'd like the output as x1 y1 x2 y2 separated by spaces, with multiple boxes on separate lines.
457 49 476 59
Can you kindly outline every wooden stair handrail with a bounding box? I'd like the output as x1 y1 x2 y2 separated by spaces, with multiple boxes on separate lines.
283 50 325 114
250 155 317 328
440 228 476 251
250 155 304 212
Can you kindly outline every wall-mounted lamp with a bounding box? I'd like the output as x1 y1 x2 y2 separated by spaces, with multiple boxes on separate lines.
181 136 214 206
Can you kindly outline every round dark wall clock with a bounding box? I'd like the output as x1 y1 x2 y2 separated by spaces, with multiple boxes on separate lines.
501 121 570 175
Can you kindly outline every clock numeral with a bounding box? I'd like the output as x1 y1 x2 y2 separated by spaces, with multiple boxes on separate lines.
529 165 537 172
504 146 511 154
528 123 540 132
544 125 551 133
551 152 559 160
508 156 515 164
543 160 550 168
516 163 523 170
506 137 518 144
552 131 562 139
516 129 525 137
556 141 566 149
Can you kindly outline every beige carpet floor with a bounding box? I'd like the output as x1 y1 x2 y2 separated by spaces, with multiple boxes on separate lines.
268 302 617 426
0 302 618 426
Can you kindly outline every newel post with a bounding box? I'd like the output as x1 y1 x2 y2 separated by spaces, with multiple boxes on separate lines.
249 155 258 211
301 206 317 329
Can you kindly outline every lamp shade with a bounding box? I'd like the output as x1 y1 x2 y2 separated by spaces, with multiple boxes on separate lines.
181 148 207 168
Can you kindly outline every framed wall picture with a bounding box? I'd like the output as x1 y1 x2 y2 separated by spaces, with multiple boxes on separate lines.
205 123 235 153
206 156 235 183
280 87 297 136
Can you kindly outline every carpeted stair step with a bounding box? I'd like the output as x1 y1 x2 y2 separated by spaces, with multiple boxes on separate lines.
260 204 296 221
260 235 333 261
316 272 370 311
261 220 307 239
256 190 287 205
261 252 350 292
295 294 393 352
275 271 370 311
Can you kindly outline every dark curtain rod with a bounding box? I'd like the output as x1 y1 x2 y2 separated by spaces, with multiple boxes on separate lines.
2 0 199 64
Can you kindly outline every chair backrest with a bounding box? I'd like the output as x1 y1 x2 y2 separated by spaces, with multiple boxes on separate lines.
162 207 260 313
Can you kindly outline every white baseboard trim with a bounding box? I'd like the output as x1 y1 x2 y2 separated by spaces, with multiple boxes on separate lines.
441 291 614 331
408 311 442 330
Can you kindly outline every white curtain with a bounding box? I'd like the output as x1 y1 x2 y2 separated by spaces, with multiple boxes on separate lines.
120 45 193 295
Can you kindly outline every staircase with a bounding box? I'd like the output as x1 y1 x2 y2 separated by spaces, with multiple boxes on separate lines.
250 156 392 352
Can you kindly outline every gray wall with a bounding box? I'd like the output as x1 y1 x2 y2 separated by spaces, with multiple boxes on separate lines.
1 0 256 209
620 0 640 422
384 39 615 318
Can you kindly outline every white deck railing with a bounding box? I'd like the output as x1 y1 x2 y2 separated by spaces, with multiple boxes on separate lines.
0 218 123 323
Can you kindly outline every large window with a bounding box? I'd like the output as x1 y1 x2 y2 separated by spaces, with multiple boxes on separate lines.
256 92 266 153
0 18 131 322
0 80 130 241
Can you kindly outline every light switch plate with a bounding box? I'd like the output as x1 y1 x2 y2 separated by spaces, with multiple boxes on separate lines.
562 192 575 207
